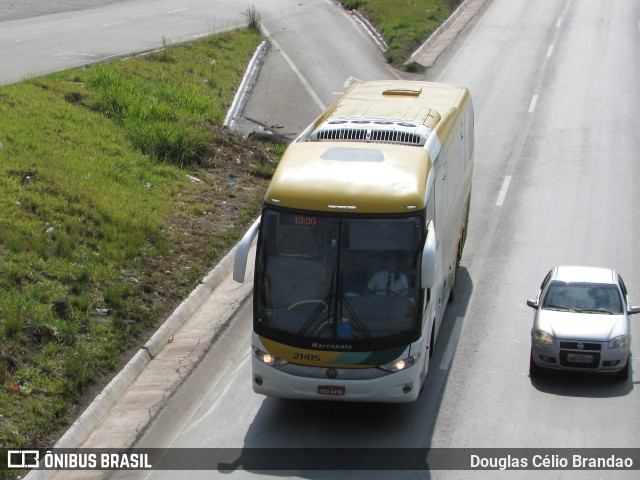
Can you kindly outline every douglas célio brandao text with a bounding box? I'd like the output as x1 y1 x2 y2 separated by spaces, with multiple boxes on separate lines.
470 453 634 470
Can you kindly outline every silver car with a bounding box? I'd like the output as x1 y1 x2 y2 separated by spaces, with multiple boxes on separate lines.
527 266 640 380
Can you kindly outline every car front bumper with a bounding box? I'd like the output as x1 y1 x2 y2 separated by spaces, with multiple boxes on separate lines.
531 339 629 373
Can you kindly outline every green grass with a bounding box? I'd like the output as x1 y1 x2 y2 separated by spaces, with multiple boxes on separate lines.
0 27 276 457
339 0 462 67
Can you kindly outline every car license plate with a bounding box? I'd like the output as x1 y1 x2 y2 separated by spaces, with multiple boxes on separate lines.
318 385 345 396
567 353 593 364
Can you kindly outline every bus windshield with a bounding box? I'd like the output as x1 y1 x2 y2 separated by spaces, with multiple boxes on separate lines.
254 208 423 350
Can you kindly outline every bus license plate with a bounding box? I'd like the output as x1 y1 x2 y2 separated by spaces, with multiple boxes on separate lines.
318 385 345 396
567 353 593 364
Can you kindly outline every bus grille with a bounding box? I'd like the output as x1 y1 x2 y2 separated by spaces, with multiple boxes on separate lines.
314 128 422 145
315 128 368 141
370 130 421 144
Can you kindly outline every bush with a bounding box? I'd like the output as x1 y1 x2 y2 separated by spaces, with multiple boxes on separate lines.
244 6 261 33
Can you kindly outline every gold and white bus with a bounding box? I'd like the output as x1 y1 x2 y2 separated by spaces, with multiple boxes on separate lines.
234 80 473 402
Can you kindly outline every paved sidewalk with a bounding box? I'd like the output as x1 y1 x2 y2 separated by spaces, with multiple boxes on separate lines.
410 0 489 68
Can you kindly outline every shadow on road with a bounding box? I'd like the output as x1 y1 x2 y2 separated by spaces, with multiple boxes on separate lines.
529 364 634 398
215 268 475 478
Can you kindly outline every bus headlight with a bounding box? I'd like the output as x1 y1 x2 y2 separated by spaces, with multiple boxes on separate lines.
254 347 289 366
379 352 421 372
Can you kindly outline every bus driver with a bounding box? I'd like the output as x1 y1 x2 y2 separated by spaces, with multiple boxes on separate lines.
365 255 409 297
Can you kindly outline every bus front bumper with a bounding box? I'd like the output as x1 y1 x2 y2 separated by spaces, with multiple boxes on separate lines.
251 357 422 403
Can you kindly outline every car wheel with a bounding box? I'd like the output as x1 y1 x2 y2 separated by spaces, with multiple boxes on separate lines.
529 349 543 377
616 355 630 381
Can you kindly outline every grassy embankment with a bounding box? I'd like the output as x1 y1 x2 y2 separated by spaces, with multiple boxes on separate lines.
340 0 462 68
0 18 279 458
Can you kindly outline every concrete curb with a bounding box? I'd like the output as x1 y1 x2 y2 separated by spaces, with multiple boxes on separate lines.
408 0 474 64
143 243 237 358
54 348 151 449
25 245 241 479
52 243 238 451
223 40 270 130
348 10 388 53
25 246 245 480
409 0 488 67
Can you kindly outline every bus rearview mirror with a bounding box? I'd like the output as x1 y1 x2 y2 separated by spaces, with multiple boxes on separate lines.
233 217 261 283
421 221 436 289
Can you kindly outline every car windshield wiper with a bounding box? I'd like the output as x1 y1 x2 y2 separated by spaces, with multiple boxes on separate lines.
574 308 614 315
543 304 577 312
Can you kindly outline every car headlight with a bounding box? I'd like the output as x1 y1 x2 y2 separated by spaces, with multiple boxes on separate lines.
608 335 628 350
379 351 421 372
533 330 555 346
254 347 289 366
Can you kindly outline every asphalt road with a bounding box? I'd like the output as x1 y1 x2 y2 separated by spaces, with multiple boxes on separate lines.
0 0 123 22
7 0 640 479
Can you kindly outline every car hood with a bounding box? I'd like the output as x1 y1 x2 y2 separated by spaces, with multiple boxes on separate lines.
535 310 628 341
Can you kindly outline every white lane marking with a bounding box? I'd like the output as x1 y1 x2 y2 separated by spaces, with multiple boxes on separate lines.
262 25 326 112
528 94 538 113
439 317 465 370
332 76 365 95
496 175 512 206
276 42 326 111
343 76 363 88
102 21 126 27
556 17 563 28
166 8 188 14
52 51 98 59
14 36 42 42
546 45 554 58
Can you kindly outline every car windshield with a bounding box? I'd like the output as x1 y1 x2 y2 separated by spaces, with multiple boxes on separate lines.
542 281 623 314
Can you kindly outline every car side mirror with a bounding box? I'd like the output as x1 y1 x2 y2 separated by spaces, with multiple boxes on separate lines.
628 306 640 315
526 299 538 309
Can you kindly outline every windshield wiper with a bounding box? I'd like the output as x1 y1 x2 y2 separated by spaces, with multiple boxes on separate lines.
341 296 372 342
295 269 335 338
543 304 577 312
574 308 614 315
